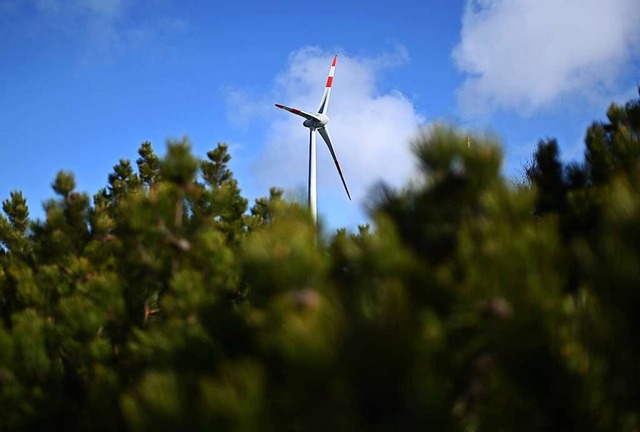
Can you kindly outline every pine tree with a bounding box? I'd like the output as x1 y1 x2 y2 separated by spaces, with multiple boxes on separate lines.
526 138 567 215
197 143 248 244
136 141 160 188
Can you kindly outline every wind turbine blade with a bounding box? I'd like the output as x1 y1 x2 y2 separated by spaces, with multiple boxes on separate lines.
274 104 319 121
318 126 351 200
316 55 337 115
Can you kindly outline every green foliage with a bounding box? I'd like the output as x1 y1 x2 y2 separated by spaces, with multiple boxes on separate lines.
0 191 30 254
1 93 640 431
160 138 199 186
526 138 567 214
137 141 160 187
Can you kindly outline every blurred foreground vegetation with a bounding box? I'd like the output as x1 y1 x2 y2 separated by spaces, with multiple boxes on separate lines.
1 93 640 431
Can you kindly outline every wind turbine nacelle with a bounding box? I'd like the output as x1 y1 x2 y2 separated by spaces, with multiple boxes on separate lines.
303 113 329 129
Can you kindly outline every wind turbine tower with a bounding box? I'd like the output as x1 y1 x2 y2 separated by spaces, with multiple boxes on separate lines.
275 55 351 224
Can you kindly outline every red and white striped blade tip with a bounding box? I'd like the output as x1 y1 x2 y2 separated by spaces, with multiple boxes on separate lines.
326 56 337 88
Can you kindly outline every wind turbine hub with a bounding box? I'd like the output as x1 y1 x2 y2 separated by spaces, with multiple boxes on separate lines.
303 113 329 129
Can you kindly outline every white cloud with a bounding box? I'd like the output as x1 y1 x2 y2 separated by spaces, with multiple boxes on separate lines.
12 0 185 57
224 88 274 128
32 0 126 23
23 0 128 53
82 0 125 19
231 47 424 222
453 0 640 116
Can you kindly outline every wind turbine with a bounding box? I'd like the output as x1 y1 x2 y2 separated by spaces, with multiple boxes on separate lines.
275 55 351 224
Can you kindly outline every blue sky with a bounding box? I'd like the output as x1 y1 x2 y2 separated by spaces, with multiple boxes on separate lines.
1 0 639 231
